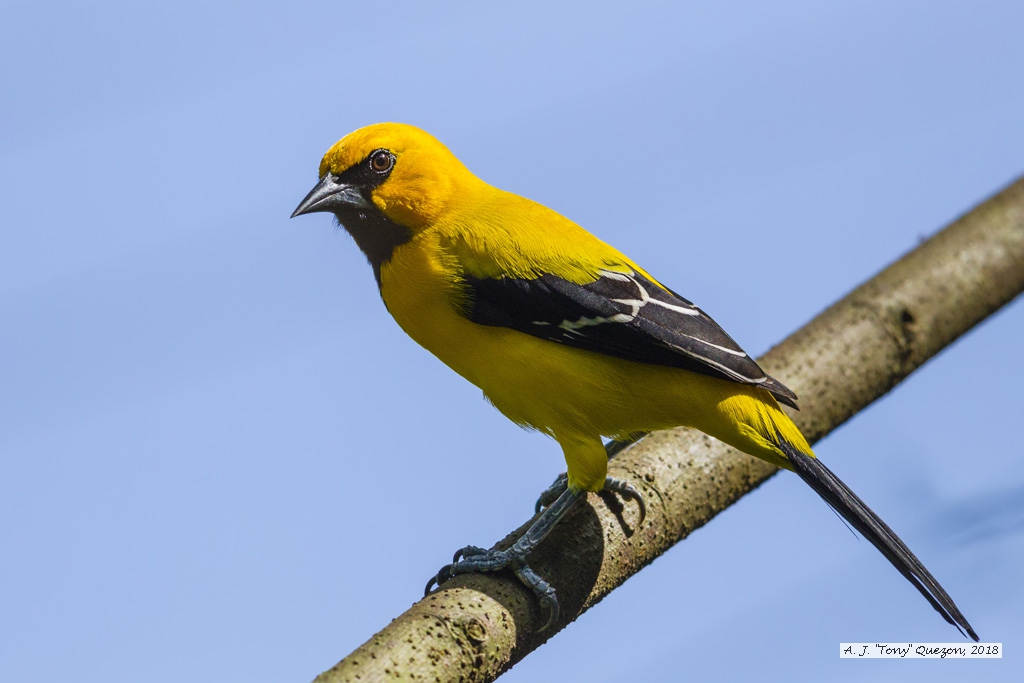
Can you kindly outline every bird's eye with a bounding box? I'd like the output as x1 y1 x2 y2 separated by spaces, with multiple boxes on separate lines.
370 150 394 173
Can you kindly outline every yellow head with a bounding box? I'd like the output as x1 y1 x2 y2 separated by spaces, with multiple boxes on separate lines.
293 122 479 232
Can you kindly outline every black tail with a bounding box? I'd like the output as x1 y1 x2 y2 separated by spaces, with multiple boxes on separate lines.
780 440 978 641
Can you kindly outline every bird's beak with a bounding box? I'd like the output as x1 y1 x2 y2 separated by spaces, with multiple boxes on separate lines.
291 174 372 218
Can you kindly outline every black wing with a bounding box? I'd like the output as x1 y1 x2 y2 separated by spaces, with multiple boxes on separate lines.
462 268 798 408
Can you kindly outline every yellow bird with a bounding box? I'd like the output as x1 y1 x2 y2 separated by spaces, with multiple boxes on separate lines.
292 122 976 639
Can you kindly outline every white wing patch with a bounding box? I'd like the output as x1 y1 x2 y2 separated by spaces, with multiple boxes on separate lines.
601 269 702 319
535 269 748 360
690 338 749 357
558 312 634 333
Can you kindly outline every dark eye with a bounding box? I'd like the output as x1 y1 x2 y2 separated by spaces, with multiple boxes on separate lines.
369 150 394 173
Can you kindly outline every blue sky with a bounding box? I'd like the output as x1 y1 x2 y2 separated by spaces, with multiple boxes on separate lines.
2 1 1022 681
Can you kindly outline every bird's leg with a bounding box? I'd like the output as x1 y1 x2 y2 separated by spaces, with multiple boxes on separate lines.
535 475 646 522
425 486 582 631
426 469 647 631
605 433 647 458
534 472 568 512
534 435 647 512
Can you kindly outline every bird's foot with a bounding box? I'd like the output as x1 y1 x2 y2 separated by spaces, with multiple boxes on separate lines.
425 476 647 631
425 486 582 631
536 475 646 525
534 473 569 513
600 476 647 524
425 544 561 629
534 435 645 513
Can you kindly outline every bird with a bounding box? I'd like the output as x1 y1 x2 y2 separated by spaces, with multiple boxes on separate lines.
291 122 977 640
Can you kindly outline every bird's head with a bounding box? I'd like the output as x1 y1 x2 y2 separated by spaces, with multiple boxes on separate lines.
291 122 475 233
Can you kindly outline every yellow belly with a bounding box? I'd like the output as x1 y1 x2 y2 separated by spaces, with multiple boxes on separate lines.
380 237 812 490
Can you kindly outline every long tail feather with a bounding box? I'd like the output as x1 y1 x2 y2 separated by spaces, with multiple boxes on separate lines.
780 440 978 641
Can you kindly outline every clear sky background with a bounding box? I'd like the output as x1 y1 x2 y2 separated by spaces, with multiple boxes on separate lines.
2 1 1022 681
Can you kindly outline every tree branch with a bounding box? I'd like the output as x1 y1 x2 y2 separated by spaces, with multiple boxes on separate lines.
313 176 1024 683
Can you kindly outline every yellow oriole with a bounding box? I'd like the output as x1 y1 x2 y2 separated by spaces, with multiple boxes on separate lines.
292 122 976 639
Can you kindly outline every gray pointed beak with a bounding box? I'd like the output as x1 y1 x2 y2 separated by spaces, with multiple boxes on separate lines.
291 174 372 218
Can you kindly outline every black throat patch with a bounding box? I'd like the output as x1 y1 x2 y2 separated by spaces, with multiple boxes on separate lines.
334 206 412 288
329 151 412 288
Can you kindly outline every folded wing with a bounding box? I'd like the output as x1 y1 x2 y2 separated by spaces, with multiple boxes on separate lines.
462 268 798 408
